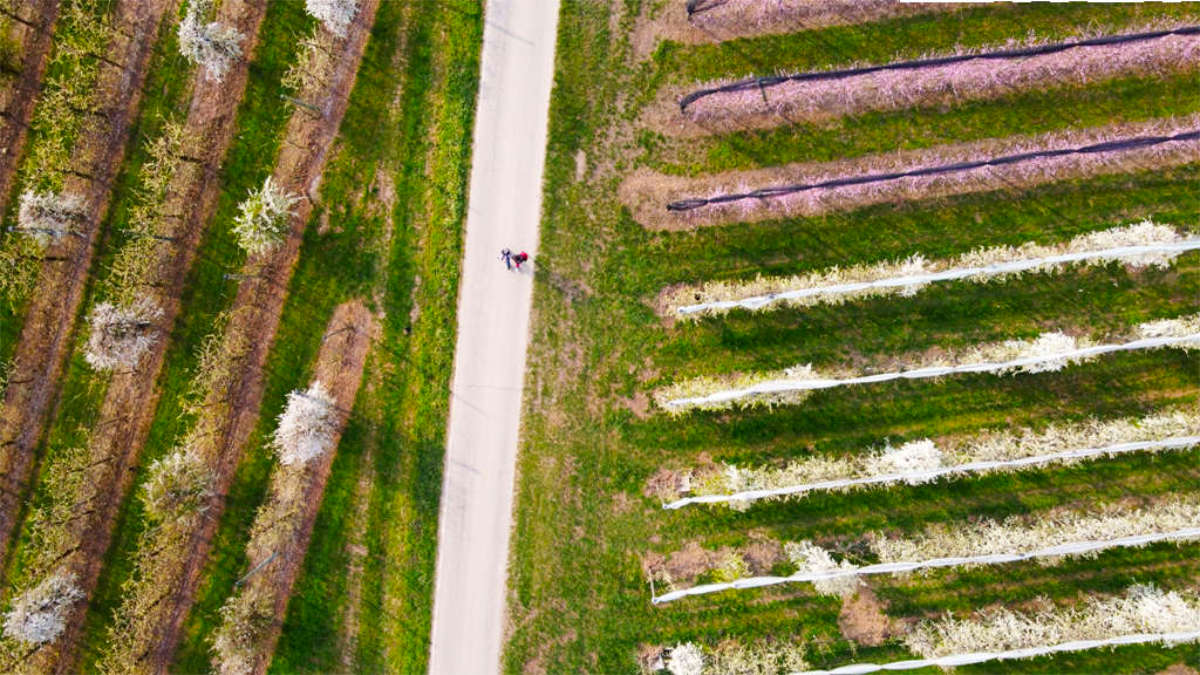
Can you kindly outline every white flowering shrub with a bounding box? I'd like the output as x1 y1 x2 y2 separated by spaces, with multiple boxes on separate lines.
905 584 1200 659
665 408 1200 508
273 381 338 466
305 0 358 37
232 177 300 255
142 449 213 523
665 221 1194 319
784 540 860 597
211 586 273 675
16 190 86 245
666 642 704 675
663 638 808 674
861 440 943 485
84 298 163 370
178 0 243 80
2 573 84 645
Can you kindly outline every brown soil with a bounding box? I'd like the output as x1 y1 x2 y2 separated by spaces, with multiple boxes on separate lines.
619 113 1200 231
838 586 896 646
0 0 60 214
24 1 274 672
237 300 377 675
1158 665 1200 675
630 0 955 59
142 4 382 670
0 0 171 576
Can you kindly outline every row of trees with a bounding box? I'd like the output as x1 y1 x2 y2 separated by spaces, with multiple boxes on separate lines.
656 314 1200 413
662 408 1200 508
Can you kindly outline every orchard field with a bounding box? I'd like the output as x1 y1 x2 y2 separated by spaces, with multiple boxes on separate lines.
0 0 480 672
508 1 1200 673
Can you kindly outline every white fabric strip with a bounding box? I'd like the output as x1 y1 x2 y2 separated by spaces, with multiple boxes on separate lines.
662 436 1200 509
650 526 1200 604
664 334 1200 409
675 239 1200 316
794 630 1200 674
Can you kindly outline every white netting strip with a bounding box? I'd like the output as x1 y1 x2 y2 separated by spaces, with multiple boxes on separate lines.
793 631 1200 674
663 333 1200 410
675 237 1200 316
650 527 1200 605
664 436 1200 509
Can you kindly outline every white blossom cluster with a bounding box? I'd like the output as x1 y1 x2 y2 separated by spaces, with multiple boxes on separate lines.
663 638 808 675
905 584 1200 658
273 381 338 466
178 0 244 80
305 0 359 37
16 190 86 245
975 331 1088 374
872 495 1200 565
232 177 300 255
2 573 84 645
667 221 1190 318
861 439 942 485
783 540 861 597
84 298 163 371
669 408 1200 506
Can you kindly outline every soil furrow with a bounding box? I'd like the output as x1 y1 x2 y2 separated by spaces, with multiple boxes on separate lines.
0 0 171 571
214 300 374 675
0 0 60 214
98 2 381 670
15 1 273 672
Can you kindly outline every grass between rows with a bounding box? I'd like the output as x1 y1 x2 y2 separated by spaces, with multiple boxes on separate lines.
506 0 1200 672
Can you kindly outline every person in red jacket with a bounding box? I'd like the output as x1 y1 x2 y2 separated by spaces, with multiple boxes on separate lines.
512 251 529 270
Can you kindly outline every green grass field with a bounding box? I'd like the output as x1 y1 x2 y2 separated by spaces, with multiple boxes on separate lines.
506 1 1200 672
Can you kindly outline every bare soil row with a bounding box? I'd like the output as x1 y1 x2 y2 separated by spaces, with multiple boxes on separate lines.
633 0 953 55
11 1 274 672
0 0 60 214
0 0 171 570
213 299 374 675
98 1 382 670
620 114 1200 230
650 27 1200 137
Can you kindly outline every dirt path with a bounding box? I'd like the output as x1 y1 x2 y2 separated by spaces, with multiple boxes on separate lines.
0 0 60 214
0 0 171 571
18 1 272 671
95 3 382 670
427 0 561 673
217 300 375 675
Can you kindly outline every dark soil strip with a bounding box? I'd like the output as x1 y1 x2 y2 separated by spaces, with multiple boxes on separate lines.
0 0 171 573
228 300 374 675
129 2 381 669
0 0 60 215
26 1 272 671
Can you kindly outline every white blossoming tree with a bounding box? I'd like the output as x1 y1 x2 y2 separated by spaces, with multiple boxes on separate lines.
231 177 300 255
2 573 84 645
305 0 359 37
84 298 163 371
177 0 243 80
16 190 86 245
273 381 338 466
142 449 213 523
